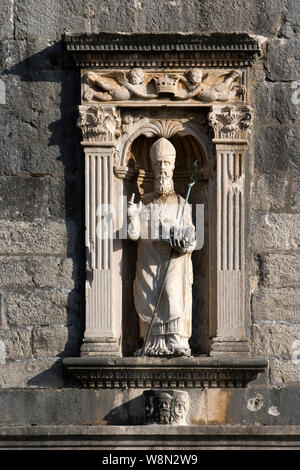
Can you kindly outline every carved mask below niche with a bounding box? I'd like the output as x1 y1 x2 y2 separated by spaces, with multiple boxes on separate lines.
144 390 190 425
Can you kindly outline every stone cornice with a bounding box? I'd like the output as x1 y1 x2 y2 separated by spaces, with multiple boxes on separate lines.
1 425 300 449
63 357 268 389
64 32 260 68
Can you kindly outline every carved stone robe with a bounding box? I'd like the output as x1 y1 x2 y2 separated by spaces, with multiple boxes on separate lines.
130 191 195 346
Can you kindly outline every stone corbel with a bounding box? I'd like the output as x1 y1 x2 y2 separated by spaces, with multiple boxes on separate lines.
208 104 252 356
79 105 122 356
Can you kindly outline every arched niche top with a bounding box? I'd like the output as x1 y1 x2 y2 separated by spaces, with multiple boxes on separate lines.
124 133 208 197
116 117 212 180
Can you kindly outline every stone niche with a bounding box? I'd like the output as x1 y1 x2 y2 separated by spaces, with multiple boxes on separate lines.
63 33 267 392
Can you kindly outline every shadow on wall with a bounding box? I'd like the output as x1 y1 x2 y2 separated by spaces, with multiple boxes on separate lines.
103 394 145 425
3 40 86 386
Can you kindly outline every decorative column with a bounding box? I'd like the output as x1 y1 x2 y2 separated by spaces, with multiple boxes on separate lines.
77 105 122 356
208 105 252 356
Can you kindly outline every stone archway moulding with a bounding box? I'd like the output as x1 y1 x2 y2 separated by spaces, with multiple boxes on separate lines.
63 33 267 388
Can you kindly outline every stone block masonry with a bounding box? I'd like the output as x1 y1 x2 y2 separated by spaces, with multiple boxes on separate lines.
0 2 85 386
0 0 299 445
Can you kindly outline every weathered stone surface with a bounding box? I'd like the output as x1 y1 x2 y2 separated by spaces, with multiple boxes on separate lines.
13 0 284 40
280 0 300 38
0 137 82 177
0 120 81 177
0 71 82 177
0 256 78 291
126 0 283 36
0 40 25 72
0 257 34 288
269 358 300 384
252 324 300 358
0 38 73 73
48 174 83 223
252 82 299 124
15 0 91 40
206 386 300 426
2 424 300 448
265 38 300 82
0 0 14 40
0 176 49 220
90 0 136 33
0 328 32 360
57 258 76 289
0 220 78 256
26 257 60 288
290 174 300 211
2 73 62 121
0 388 143 423
205 388 234 425
0 175 82 222
258 253 300 287
0 386 299 426
251 174 289 211
0 360 64 388
4 288 80 327
22 39 68 70
32 326 69 358
250 213 300 251
254 126 300 172
252 287 300 323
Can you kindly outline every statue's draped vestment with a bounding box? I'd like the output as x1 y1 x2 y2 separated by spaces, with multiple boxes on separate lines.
133 192 194 342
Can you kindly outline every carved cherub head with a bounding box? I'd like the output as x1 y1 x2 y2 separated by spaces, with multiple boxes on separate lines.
83 71 99 84
188 68 203 85
128 68 145 85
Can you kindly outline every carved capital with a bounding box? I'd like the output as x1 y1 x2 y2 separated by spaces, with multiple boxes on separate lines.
77 105 121 144
208 105 252 141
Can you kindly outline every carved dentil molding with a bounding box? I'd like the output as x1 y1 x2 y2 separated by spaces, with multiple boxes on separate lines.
63 357 268 389
64 33 260 69
208 105 252 141
77 105 121 143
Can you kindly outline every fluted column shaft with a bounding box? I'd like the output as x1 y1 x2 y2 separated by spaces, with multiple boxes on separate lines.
209 105 251 356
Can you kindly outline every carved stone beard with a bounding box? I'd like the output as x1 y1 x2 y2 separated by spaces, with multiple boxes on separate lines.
158 408 171 424
154 176 174 196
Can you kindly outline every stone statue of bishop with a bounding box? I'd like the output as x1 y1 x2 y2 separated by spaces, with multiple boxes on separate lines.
128 137 196 357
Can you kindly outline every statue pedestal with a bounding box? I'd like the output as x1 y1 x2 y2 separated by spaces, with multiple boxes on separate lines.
63 356 267 389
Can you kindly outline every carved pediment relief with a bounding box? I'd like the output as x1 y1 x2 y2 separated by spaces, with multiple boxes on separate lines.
81 68 245 104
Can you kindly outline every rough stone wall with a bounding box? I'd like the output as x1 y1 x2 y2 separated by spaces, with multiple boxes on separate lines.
248 0 300 387
0 0 299 425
